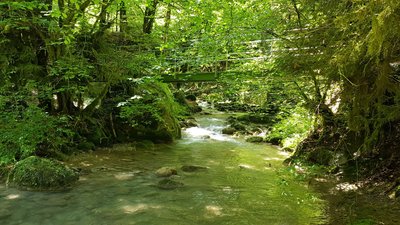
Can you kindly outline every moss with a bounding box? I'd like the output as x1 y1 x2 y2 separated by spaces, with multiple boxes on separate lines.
245 136 264 143
265 136 282 145
7 156 79 191
222 127 236 135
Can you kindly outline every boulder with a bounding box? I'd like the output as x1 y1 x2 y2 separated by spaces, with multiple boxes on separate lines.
180 119 199 128
157 178 184 190
181 165 208 172
265 136 282 145
245 136 264 143
231 122 247 131
237 113 273 124
155 167 177 177
7 156 79 191
281 147 294 152
222 127 236 135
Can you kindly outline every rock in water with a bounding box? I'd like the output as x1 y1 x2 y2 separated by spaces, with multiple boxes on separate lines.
7 156 79 191
245 136 264 143
222 127 236 135
155 167 177 177
181 165 208 172
157 179 184 190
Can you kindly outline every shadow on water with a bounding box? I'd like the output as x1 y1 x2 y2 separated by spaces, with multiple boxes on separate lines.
0 114 329 225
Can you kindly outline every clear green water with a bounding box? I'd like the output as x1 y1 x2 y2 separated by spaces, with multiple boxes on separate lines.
0 114 326 225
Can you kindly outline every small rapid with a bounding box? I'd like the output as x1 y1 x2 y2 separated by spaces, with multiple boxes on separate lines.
0 113 327 225
183 116 235 142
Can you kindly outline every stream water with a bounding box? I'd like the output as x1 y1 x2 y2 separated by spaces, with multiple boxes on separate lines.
0 114 327 225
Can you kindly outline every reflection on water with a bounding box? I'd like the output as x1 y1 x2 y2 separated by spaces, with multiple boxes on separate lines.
0 114 326 225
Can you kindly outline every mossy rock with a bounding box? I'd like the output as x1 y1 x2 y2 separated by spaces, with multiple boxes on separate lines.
180 119 198 128
265 136 282 145
222 127 236 135
246 136 264 143
155 167 177 177
231 122 247 131
7 156 79 191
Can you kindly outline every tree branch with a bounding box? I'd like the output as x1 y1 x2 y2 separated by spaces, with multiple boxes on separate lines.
291 0 302 30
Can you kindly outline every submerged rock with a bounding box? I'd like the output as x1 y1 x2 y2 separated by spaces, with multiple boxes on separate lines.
245 136 264 143
155 167 177 177
181 165 208 172
0 208 12 219
7 156 79 191
157 178 184 190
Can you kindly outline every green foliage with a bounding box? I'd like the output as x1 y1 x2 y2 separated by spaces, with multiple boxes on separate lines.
119 98 164 129
0 104 73 165
266 105 314 148
348 218 376 225
118 79 181 140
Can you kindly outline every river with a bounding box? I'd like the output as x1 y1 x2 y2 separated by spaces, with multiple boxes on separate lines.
0 113 327 225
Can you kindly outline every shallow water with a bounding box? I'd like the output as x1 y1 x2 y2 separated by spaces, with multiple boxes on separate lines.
0 114 327 225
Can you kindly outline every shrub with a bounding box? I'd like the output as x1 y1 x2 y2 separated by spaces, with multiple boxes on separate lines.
266 105 314 148
0 104 73 165
117 79 181 142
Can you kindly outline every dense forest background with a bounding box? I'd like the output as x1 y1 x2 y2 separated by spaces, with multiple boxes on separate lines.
1 0 400 183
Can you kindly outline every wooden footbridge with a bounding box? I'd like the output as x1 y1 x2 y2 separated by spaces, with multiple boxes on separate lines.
153 31 314 83
160 70 266 83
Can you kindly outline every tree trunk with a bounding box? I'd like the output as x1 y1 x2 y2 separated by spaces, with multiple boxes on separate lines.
143 0 159 34
163 3 172 43
119 1 127 32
